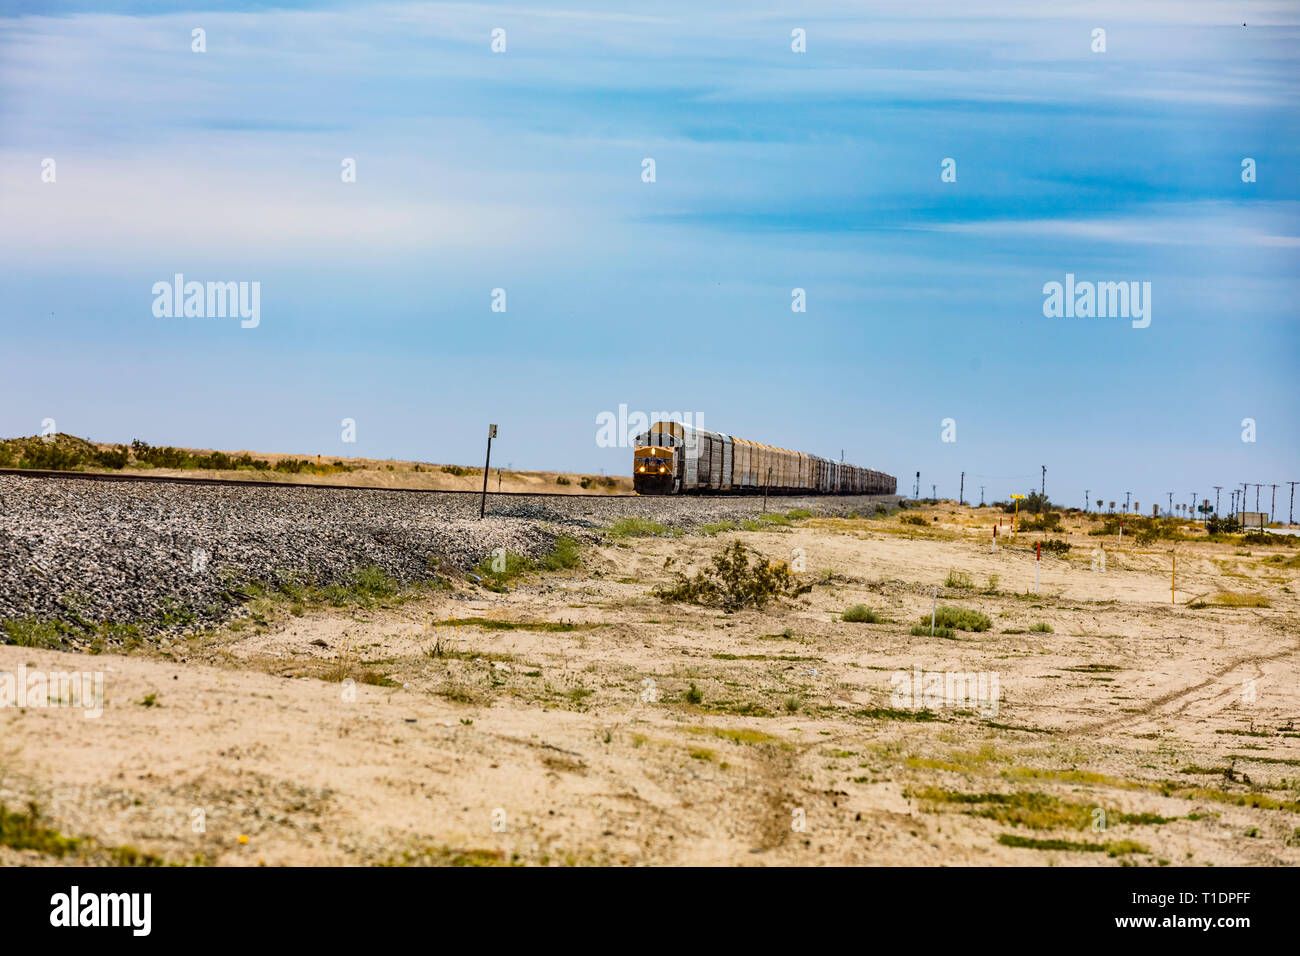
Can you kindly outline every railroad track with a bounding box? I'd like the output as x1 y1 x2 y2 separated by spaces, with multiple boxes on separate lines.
0 468 640 499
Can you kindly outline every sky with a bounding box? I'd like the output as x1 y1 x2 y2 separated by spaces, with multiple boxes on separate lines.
1 0 1297 514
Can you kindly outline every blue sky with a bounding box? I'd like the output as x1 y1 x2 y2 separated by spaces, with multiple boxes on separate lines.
1 0 1297 512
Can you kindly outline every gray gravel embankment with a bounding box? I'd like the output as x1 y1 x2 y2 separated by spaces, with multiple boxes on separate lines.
0 474 897 628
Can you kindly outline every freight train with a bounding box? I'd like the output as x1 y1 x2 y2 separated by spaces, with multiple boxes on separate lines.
632 421 896 496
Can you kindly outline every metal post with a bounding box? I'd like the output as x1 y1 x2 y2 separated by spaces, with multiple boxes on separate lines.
479 424 497 519
1035 540 1040 595
1041 465 1045 498
960 472 964 506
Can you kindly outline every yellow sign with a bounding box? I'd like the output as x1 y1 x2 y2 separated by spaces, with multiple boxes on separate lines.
1009 494 1026 532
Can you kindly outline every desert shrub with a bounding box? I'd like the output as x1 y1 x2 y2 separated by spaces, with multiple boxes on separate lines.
945 570 974 589
1018 512 1062 533
555 476 570 485
1189 592 1270 609
130 440 189 468
17 440 84 470
653 541 811 611
1030 621 1053 632
1036 538 1071 555
608 517 669 538
1 617 73 648
920 606 992 632
1241 531 1289 546
1001 492 1051 515
441 465 473 477
901 514 926 526
539 536 581 571
909 623 955 639
841 604 880 623
92 446 129 469
350 565 400 600
1206 514 1240 535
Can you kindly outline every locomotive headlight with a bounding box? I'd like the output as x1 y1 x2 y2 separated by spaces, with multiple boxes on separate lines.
637 465 645 473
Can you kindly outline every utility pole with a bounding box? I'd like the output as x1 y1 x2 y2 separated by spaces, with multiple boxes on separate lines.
1041 465 1046 498
914 471 920 498
1242 482 1249 517
980 485 986 507
1190 492 1196 521
1289 481 1297 525
1084 489 1089 513
1270 484 1277 521
1166 492 1173 517
1125 491 1131 513
1213 486 1222 516
931 484 937 500
479 424 497 519
1255 483 1261 512
959 472 964 506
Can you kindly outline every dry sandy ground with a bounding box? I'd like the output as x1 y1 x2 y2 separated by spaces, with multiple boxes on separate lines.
3 505 1298 866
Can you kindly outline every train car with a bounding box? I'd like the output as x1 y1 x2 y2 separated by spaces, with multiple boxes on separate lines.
632 421 896 496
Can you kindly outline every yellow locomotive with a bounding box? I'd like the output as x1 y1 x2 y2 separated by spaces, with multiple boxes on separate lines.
633 421 895 496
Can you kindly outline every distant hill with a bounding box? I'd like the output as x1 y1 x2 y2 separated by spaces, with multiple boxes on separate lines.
0 434 631 495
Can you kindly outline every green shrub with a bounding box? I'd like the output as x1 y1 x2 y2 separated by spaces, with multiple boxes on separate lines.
841 605 880 623
1 617 72 648
350 566 400 600
921 606 992 632
945 570 974 589
1206 515 1240 535
539 536 581 571
653 541 811 611
909 623 955 639
608 517 669 538
1018 512 1062 533
1036 538 1071 555
901 514 926 526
